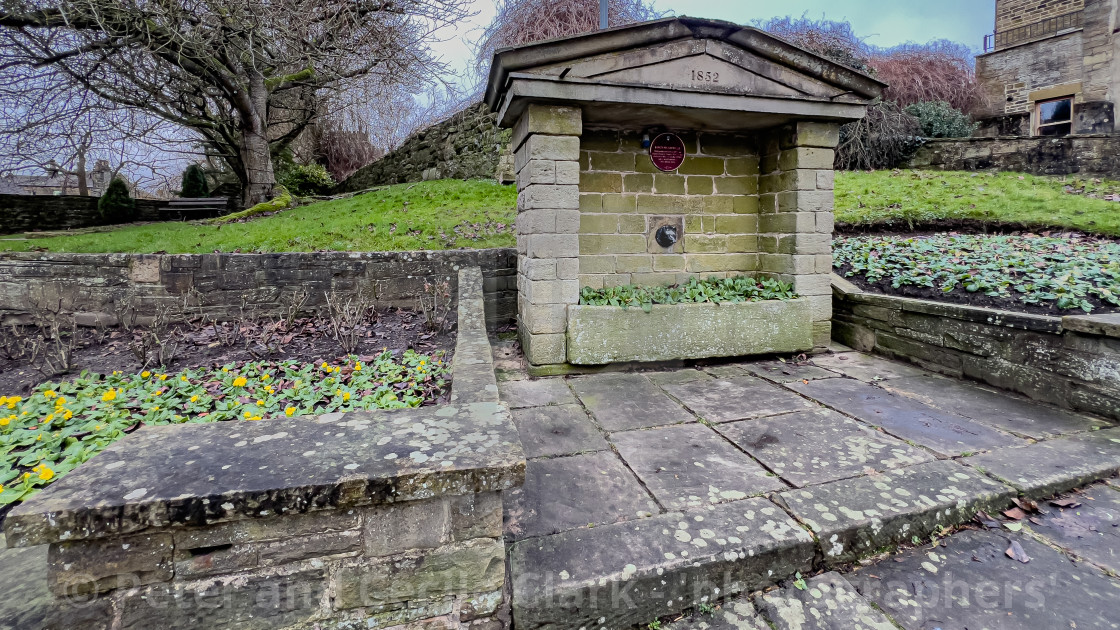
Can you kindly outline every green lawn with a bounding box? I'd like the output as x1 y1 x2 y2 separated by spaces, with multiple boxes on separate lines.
4 170 1120 254
0 179 517 253
836 170 1120 235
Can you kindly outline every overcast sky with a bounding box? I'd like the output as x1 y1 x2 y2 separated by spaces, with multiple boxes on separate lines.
430 0 997 85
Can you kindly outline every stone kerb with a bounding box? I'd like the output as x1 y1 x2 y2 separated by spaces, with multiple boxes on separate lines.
4 268 525 630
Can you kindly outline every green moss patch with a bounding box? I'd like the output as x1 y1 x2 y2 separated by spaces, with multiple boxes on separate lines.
579 276 797 312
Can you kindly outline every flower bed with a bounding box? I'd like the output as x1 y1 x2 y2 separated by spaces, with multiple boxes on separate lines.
834 234 1120 315
0 351 447 507
578 276 798 311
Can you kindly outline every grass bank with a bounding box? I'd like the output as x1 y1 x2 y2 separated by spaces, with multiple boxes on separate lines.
4 171 1120 254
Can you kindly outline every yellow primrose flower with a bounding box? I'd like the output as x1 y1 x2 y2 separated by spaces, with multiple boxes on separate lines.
190 395 199 403
321 362 330 370
43 390 57 398
113 370 121 376
248 415 263 421
55 396 66 406
23 472 31 480
232 377 247 387
354 362 362 371
44 414 54 423
261 374 271 381
152 406 161 411
94 424 102 431
335 389 342 396
180 376 188 382
256 400 265 406
36 434 43 441
0 417 9 427
36 466 54 481
243 411 253 418
333 366 341 374
222 367 229 373
419 360 426 366
265 385 274 394
63 410 72 420
101 390 117 402
342 392 351 402
141 371 151 378
158 374 168 381
285 407 296 417
0 484 4 493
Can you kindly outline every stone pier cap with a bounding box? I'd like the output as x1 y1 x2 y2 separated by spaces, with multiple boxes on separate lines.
485 16 886 130
4 402 526 548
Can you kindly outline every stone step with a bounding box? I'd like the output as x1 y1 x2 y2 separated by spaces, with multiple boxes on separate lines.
508 498 817 630
774 459 1016 565
963 427 1120 499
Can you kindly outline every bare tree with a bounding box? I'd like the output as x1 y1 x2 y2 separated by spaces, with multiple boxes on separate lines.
475 0 664 79
871 41 987 115
1 0 471 206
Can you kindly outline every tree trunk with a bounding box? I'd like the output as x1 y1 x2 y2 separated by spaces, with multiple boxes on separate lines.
76 147 89 196
239 73 275 207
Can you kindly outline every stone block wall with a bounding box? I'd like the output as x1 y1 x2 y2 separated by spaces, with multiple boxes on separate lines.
758 122 840 351
977 31 1084 117
576 130 760 289
907 134 1120 177
0 195 164 235
338 103 514 192
42 494 507 630
0 249 517 330
996 0 1084 33
832 277 1120 421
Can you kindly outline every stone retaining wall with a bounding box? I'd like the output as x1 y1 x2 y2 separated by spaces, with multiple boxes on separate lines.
4 267 524 630
832 275 1120 421
907 134 1120 177
0 249 517 329
338 103 514 192
0 195 165 235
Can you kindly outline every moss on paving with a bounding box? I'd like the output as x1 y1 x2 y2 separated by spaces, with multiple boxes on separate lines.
5 171 1120 254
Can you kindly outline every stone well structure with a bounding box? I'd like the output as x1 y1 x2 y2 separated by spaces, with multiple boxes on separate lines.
485 17 883 368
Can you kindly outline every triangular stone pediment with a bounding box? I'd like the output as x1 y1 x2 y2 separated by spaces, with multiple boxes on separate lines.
530 39 850 100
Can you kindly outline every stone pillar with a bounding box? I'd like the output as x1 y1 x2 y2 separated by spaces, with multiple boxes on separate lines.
758 121 839 352
513 104 583 366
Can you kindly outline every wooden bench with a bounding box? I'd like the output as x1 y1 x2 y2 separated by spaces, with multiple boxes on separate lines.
159 197 230 219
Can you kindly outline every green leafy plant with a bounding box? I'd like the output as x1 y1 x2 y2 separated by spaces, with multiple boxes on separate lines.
97 177 136 224
904 100 978 138
180 164 210 198
0 351 447 505
278 162 336 197
579 276 797 313
698 602 715 615
834 234 1120 312
793 572 808 591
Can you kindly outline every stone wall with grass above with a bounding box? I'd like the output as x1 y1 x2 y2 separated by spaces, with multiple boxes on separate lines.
576 129 760 290
832 274 1120 421
0 249 516 330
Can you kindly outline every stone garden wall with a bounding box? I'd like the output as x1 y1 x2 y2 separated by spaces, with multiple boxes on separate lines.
0 195 164 235
832 276 1120 421
338 103 514 192
0 249 517 329
907 134 1120 177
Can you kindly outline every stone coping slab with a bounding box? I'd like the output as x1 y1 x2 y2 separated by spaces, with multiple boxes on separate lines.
963 427 1120 499
717 408 934 488
449 266 500 405
566 299 813 365
848 529 1120 630
1062 312 1120 338
5 402 525 548
509 498 816 630
775 459 1015 564
786 378 1024 456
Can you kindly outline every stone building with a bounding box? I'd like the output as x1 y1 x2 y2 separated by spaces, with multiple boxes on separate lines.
976 0 1119 135
0 159 116 196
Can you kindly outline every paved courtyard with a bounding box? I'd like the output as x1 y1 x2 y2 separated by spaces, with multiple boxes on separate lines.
493 338 1120 629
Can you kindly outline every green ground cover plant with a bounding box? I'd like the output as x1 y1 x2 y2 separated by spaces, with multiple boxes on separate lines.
836 170 1120 235
579 276 797 312
834 234 1120 312
0 350 447 505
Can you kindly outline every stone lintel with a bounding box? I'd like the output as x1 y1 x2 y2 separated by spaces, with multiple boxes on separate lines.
5 403 526 548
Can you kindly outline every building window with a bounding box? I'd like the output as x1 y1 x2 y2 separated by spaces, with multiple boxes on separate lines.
1035 97 1073 136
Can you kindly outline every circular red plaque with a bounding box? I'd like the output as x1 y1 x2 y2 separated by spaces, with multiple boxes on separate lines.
649 133 686 172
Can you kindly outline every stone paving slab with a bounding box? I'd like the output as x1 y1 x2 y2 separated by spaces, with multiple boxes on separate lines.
964 427 1120 499
503 451 657 540
511 404 610 459
809 353 929 382
880 375 1107 439
740 361 840 384
645 368 714 386
775 459 1015 564
848 529 1120 630
570 373 696 432
787 378 1023 456
612 424 787 510
498 378 578 409
509 498 816 630
663 376 818 423
756 572 897 630
1026 483 1120 574
718 409 935 488
664 599 769 630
